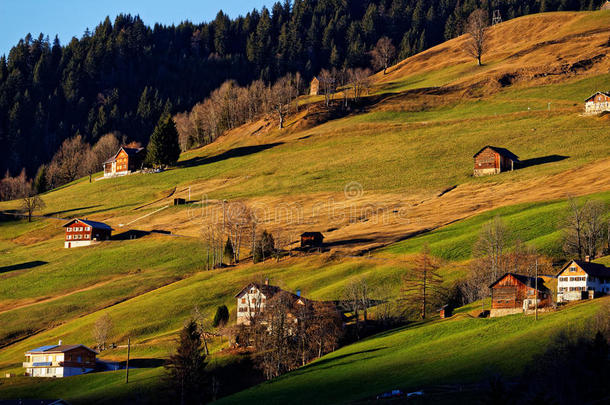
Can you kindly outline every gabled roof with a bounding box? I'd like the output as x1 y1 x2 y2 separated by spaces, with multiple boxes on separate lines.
235 283 302 301
301 232 324 238
62 218 113 231
584 91 610 102
473 146 519 161
557 260 610 278
103 146 145 164
26 344 98 355
489 272 549 292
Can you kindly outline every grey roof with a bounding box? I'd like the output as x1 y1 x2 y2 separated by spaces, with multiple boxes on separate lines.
26 344 97 354
489 273 550 292
62 219 113 231
235 283 302 301
557 260 610 278
473 146 520 161
584 91 610 102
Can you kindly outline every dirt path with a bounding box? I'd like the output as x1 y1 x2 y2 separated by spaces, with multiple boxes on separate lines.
0 277 120 315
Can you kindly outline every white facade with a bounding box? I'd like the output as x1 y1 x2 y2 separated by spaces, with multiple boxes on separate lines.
557 261 610 302
23 353 93 378
64 240 95 248
236 286 268 325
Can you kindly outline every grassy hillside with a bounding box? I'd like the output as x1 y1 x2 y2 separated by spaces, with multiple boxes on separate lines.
217 297 609 405
0 10 609 404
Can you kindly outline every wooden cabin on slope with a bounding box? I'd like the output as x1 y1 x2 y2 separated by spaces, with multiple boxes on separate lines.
556 258 610 302
24 341 97 377
489 273 551 317
103 147 145 177
473 146 519 176
301 232 324 248
601 1 610 10
63 219 112 248
584 91 610 115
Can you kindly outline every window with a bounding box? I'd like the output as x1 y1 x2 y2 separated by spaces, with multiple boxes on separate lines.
570 266 577 272
241 298 246 304
84 234 90 239
85 226 91 231
66 235 72 240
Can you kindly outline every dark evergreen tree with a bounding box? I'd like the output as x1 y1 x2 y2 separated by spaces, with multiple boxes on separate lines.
212 305 230 327
146 113 181 167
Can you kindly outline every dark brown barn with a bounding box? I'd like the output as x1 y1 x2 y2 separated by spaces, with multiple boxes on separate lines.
301 232 324 248
473 146 519 176
489 273 551 317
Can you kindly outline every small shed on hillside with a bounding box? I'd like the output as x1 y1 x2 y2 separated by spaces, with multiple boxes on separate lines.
473 146 519 176
439 305 453 319
601 1 610 10
300 232 324 248
310 77 320 95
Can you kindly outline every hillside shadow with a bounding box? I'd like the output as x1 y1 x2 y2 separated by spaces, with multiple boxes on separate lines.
112 230 150 240
324 238 374 248
292 347 387 375
178 142 284 168
519 155 569 168
117 358 165 368
0 260 48 274
44 205 101 218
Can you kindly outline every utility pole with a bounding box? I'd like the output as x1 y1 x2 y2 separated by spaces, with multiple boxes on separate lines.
125 337 131 384
535 259 539 321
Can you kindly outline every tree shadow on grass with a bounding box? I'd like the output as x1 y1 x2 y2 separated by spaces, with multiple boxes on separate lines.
290 347 387 376
178 142 284 168
0 260 48 274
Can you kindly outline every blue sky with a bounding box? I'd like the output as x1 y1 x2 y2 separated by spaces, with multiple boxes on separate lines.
0 0 271 56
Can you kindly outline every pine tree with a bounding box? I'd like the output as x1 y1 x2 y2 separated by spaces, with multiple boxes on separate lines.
212 305 230 327
146 113 181 168
224 237 235 264
33 164 48 194
165 319 208 405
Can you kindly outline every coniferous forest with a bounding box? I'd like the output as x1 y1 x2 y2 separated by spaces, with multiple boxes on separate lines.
0 0 602 178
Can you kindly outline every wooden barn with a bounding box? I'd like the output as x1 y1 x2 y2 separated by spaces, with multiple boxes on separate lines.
584 91 610 115
473 146 519 176
301 232 324 248
601 1 610 10
103 146 145 177
439 305 453 319
489 273 551 317
309 77 320 95
63 219 112 248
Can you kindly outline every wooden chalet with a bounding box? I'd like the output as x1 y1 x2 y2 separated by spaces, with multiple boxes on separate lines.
300 232 324 248
489 273 551 317
24 341 97 377
601 1 610 10
63 219 112 248
473 146 519 176
556 258 610 303
103 146 145 177
584 91 610 115
309 77 320 95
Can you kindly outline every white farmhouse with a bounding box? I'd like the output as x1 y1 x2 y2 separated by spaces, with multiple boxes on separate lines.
23 341 97 377
556 259 610 302
235 280 304 326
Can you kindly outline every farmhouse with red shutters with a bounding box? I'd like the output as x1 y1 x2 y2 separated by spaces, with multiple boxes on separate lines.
473 146 519 176
584 91 610 115
63 219 112 248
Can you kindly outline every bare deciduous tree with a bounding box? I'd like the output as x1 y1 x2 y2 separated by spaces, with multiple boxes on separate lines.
270 76 296 129
348 68 372 102
46 134 89 187
564 198 608 260
371 36 396 74
21 185 45 222
318 69 336 108
474 216 508 285
401 245 443 319
92 313 113 351
464 9 489 66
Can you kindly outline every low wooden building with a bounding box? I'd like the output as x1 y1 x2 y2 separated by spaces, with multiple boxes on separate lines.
24 341 97 377
556 258 610 302
489 273 551 317
439 305 453 319
310 77 320 95
473 146 519 176
301 232 324 248
584 91 610 115
103 147 145 177
63 219 112 248
601 1 610 10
